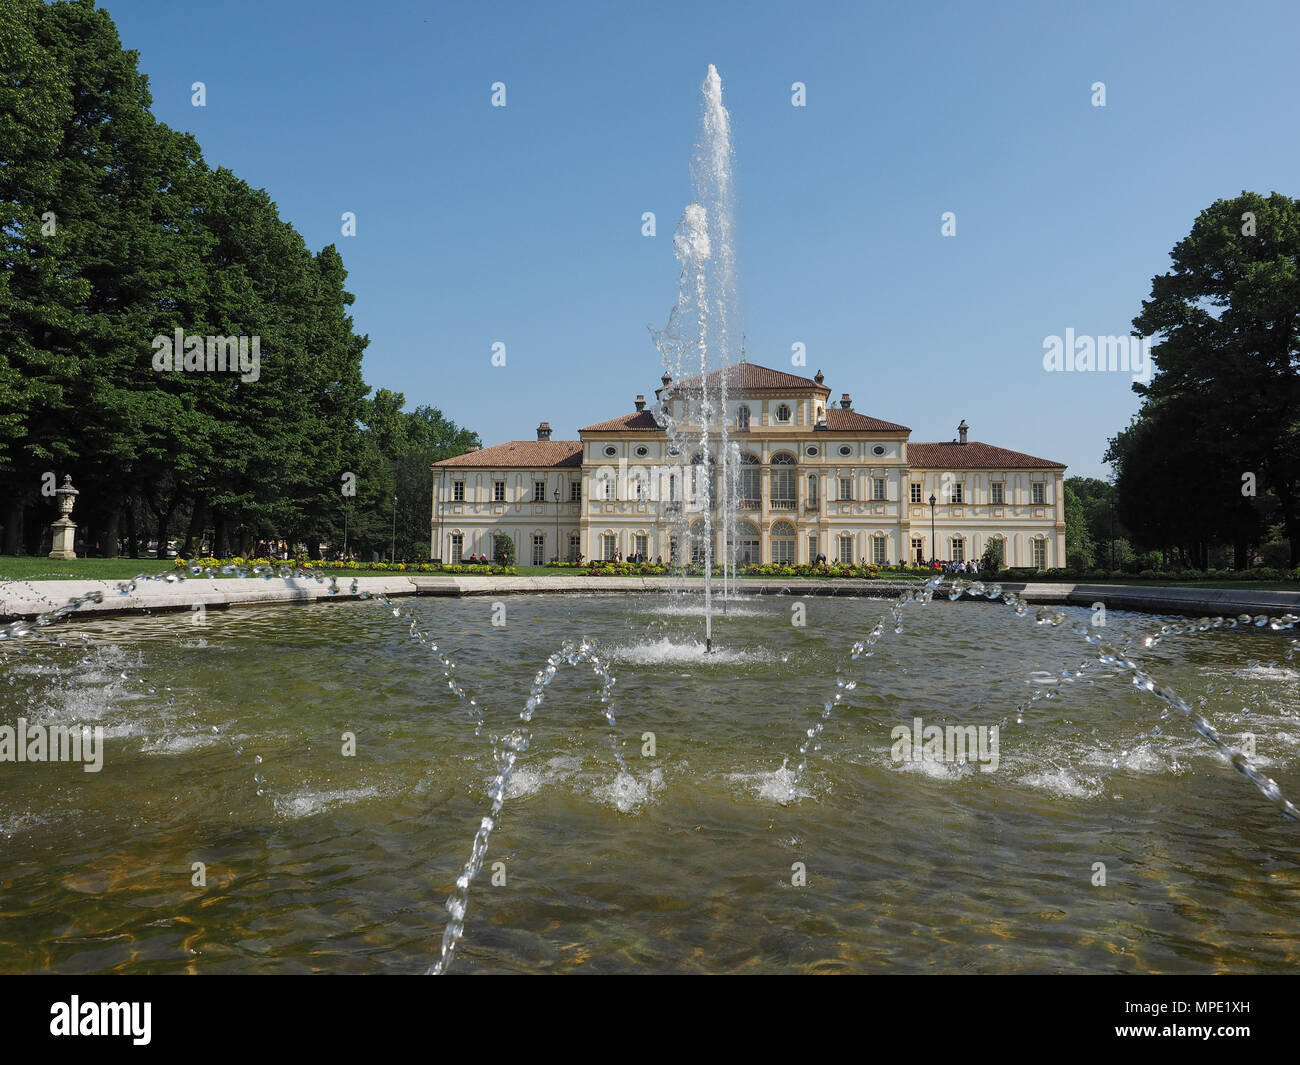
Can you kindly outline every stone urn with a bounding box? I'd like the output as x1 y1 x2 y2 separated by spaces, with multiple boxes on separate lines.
48 475 80 560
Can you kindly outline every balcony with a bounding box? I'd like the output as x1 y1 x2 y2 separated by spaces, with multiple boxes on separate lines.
738 498 761 509
770 499 797 510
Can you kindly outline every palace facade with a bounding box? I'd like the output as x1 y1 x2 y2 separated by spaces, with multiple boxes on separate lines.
430 364 1066 568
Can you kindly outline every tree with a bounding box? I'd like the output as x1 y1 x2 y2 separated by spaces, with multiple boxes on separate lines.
492 533 516 567
1122 191 1300 564
980 538 1003 573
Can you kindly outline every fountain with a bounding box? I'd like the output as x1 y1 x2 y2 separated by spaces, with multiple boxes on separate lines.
650 64 742 652
1 67 1298 977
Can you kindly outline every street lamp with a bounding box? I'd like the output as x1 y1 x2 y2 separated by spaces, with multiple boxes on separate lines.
553 486 560 564
391 493 398 565
929 492 937 566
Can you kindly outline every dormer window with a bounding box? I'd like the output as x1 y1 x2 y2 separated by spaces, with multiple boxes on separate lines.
737 405 750 430
775 403 792 423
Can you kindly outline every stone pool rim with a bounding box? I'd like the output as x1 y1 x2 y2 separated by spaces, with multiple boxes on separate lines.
3 575 1299 622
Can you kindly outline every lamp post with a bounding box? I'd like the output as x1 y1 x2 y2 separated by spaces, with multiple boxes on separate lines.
390 493 397 565
929 492 937 565
553 486 560 564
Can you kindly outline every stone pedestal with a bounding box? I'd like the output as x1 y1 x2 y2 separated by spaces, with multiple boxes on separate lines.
49 518 77 559
48 475 80 560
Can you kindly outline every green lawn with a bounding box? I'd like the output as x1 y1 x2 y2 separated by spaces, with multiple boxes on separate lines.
0 556 177 581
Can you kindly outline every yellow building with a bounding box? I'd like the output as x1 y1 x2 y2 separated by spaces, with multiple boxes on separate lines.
431 364 1066 568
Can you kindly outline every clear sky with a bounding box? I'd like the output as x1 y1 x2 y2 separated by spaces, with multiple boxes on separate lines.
106 0 1300 479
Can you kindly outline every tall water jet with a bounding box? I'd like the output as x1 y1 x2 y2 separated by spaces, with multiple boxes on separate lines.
649 63 741 651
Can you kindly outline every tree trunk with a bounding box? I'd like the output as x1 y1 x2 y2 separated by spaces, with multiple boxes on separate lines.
213 513 231 559
3 501 21 555
101 506 121 558
125 503 138 558
184 497 210 557
1276 480 1300 567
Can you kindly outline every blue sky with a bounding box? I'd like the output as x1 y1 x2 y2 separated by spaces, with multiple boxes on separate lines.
108 0 1300 478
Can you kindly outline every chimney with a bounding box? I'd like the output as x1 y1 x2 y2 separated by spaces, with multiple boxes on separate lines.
537 421 552 441
814 369 825 385
958 419 969 444
840 393 852 410
634 395 646 411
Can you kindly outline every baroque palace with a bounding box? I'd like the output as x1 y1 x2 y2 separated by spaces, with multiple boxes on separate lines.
431 364 1066 568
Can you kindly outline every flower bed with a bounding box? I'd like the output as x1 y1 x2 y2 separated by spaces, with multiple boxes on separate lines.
171 556 517 576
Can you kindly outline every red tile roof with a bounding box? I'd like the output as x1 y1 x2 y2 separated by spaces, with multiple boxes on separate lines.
824 408 910 433
432 440 583 469
657 363 830 395
908 441 1065 469
579 410 664 432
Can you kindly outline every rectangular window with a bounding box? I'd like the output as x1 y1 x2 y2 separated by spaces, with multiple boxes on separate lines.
450 534 463 563
872 537 887 564
534 481 546 502
952 538 965 562
568 533 581 561
570 481 581 502
910 483 922 504
532 534 545 565
991 482 1004 504
951 483 964 504
453 481 465 501
838 535 854 564
493 481 505 502
872 477 886 501
839 477 853 501
1031 482 1046 505
1033 539 1047 569
602 534 617 561
910 537 923 563
634 534 648 559
808 535 818 561
772 539 794 564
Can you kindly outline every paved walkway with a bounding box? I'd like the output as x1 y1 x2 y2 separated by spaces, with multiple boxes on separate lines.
3 573 1299 621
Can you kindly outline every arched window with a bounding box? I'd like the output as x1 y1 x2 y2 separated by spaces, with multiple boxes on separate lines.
872 533 888 565
950 536 966 563
689 452 716 506
739 452 760 506
771 452 796 507
729 521 760 566
737 405 750 430
838 533 854 565
689 520 708 563
807 473 819 506
771 521 796 564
